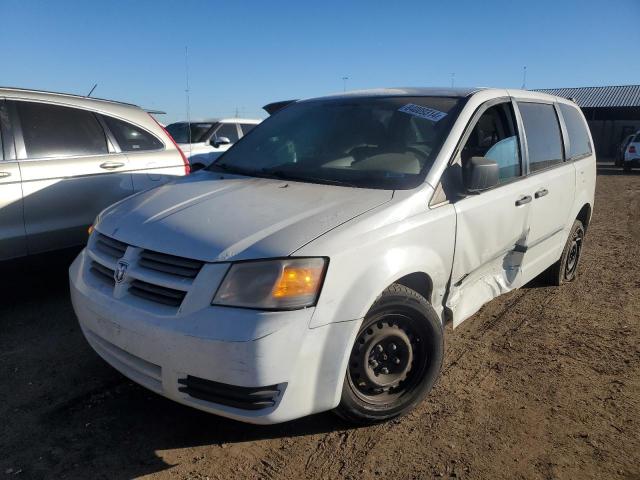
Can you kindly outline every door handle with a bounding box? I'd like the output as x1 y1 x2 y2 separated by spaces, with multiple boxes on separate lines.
99 161 125 170
515 195 532 206
0 172 10 178
535 188 549 199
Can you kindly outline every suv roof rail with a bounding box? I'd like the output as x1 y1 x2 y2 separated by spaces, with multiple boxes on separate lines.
0 86 140 108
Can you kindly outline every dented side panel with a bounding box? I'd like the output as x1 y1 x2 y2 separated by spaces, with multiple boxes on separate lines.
447 177 538 328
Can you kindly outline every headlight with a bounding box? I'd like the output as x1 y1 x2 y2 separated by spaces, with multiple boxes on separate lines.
88 213 101 235
212 258 327 310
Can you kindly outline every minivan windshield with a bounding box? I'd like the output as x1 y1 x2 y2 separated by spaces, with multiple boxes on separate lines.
166 122 214 144
209 96 463 189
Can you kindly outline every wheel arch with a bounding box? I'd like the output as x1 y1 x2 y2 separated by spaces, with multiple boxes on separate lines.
576 203 592 233
393 272 433 306
311 244 451 329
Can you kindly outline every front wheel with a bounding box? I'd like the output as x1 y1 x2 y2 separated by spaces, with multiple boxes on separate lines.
334 284 444 424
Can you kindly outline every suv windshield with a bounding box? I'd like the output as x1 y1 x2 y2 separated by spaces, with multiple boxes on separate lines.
166 122 214 144
209 96 463 189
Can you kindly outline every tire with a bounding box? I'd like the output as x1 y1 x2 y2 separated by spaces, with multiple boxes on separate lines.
548 219 585 286
623 164 631 174
334 283 444 424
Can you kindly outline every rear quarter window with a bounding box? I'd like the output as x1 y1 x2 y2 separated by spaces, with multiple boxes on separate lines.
102 116 163 152
559 104 592 158
16 101 108 159
240 123 257 135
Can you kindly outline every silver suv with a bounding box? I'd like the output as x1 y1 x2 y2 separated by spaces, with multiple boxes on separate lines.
0 87 189 261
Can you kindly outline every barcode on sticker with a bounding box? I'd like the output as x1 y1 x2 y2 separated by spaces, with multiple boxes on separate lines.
398 104 447 122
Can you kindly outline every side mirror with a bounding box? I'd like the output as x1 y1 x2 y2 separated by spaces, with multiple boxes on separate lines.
463 156 499 193
211 136 231 148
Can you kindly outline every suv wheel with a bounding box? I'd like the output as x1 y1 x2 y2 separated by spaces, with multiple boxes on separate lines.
549 220 585 286
334 284 443 424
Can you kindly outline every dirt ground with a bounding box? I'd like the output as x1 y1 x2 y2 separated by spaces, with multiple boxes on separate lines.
1 167 639 480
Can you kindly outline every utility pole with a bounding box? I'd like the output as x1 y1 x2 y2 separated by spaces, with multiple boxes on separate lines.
450 73 455 88
342 76 349 92
521 66 527 90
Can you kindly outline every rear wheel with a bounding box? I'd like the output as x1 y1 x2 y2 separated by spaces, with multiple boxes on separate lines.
334 284 443 424
623 163 632 173
548 220 585 286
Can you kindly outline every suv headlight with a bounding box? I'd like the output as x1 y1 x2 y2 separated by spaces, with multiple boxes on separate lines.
212 258 328 310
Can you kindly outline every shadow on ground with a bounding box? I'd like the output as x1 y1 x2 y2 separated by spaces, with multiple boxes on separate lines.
0 255 352 479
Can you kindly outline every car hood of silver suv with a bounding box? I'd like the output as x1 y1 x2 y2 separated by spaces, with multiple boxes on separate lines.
96 172 393 262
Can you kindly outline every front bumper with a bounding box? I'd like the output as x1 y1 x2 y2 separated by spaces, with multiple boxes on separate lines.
70 249 361 424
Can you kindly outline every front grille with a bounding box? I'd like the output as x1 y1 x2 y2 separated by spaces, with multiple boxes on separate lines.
129 279 186 307
178 376 281 410
95 233 128 259
90 261 115 286
138 250 203 278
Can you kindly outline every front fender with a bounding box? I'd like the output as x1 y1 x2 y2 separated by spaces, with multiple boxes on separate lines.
302 204 457 328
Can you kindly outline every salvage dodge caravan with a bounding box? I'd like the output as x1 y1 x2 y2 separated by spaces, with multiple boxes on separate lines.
70 88 596 424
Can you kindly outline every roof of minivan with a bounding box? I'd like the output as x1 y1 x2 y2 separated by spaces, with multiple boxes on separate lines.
303 87 565 103
308 87 485 101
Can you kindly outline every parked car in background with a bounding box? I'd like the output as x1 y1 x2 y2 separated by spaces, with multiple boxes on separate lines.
623 132 640 173
617 133 635 166
0 87 189 262
165 118 261 169
70 87 595 425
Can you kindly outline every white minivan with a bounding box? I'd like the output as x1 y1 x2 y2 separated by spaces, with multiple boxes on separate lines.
70 88 596 425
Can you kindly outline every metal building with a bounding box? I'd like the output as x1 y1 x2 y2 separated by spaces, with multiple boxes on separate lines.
535 85 640 161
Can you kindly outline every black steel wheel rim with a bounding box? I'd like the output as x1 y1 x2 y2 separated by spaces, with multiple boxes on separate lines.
348 311 428 405
565 227 584 279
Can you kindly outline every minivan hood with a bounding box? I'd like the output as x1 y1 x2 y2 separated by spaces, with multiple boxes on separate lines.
98 173 392 262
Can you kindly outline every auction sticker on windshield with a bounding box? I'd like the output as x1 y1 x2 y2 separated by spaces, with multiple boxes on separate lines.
398 104 447 122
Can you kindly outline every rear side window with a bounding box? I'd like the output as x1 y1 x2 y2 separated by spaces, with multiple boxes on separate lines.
213 123 239 143
559 104 591 158
16 101 108 159
165 122 213 144
102 116 163 152
518 102 563 172
240 123 257 135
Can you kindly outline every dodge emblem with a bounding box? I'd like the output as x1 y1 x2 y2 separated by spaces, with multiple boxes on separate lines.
114 260 129 284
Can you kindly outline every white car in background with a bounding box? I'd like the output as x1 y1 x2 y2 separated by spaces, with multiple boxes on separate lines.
70 87 595 425
622 132 640 173
165 118 261 169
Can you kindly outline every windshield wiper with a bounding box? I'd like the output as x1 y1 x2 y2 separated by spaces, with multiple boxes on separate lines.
260 168 359 188
208 162 253 175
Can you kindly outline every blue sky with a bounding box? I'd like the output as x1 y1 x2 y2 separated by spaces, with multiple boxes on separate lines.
1 0 639 124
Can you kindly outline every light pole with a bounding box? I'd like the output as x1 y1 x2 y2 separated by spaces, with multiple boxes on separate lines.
342 76 349 92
